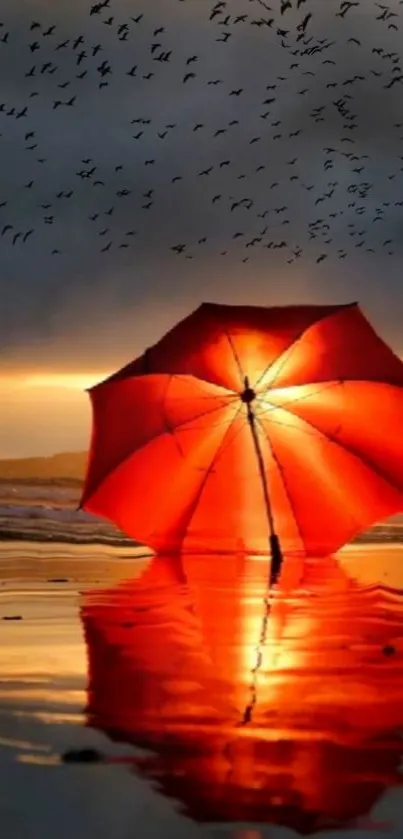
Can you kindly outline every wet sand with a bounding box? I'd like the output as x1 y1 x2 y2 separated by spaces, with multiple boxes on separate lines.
1 541 403 839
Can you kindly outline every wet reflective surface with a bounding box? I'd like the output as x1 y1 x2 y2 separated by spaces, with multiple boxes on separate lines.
80 551 403 834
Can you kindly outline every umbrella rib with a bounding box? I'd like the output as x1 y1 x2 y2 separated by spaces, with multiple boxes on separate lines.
256 379 342 425
83 391 238 506
251 304 355 392
161 376 187 460
278 399 403 499
169 371 237 395
254 337 304 393
257 379 403 405
206 306 245 388
159 376 239 436
252 413 322 439
256 379 343 406
223 329 245 387
254 414 306 555
175 404 248 547
160 390 238 436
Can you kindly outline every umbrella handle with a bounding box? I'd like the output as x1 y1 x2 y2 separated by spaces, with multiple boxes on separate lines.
269 533 283 587
242 375 284 587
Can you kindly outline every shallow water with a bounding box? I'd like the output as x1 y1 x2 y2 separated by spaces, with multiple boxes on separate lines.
1 542 403 838
1 481 403 547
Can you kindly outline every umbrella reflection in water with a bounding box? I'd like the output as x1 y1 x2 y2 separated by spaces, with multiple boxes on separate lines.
81 553 403 833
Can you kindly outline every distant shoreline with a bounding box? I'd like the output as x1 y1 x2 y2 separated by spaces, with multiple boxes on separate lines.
0 451 86 483
0 477 83 488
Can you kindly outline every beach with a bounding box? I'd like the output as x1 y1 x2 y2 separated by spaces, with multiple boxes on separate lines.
1 516 403 838
0 542 202 838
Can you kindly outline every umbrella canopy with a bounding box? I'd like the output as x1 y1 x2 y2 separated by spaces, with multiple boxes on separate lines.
81 553 403 831
81 301 403 556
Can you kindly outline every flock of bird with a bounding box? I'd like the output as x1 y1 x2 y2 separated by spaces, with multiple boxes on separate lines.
1 0 403 266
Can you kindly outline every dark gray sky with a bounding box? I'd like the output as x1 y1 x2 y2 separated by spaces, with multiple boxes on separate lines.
2 0 403 373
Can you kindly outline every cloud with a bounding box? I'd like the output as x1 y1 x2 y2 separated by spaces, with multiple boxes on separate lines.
1 0 403 370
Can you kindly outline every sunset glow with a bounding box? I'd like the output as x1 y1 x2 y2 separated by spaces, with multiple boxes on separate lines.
1 372 109 391
0 373 101 458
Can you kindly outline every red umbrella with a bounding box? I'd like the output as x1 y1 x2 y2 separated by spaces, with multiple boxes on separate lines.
81 302 403 565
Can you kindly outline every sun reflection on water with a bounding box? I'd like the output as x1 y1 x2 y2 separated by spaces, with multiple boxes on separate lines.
78 550 403 832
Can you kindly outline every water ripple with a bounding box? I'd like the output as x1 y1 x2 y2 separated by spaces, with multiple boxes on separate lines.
80 552 403 833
